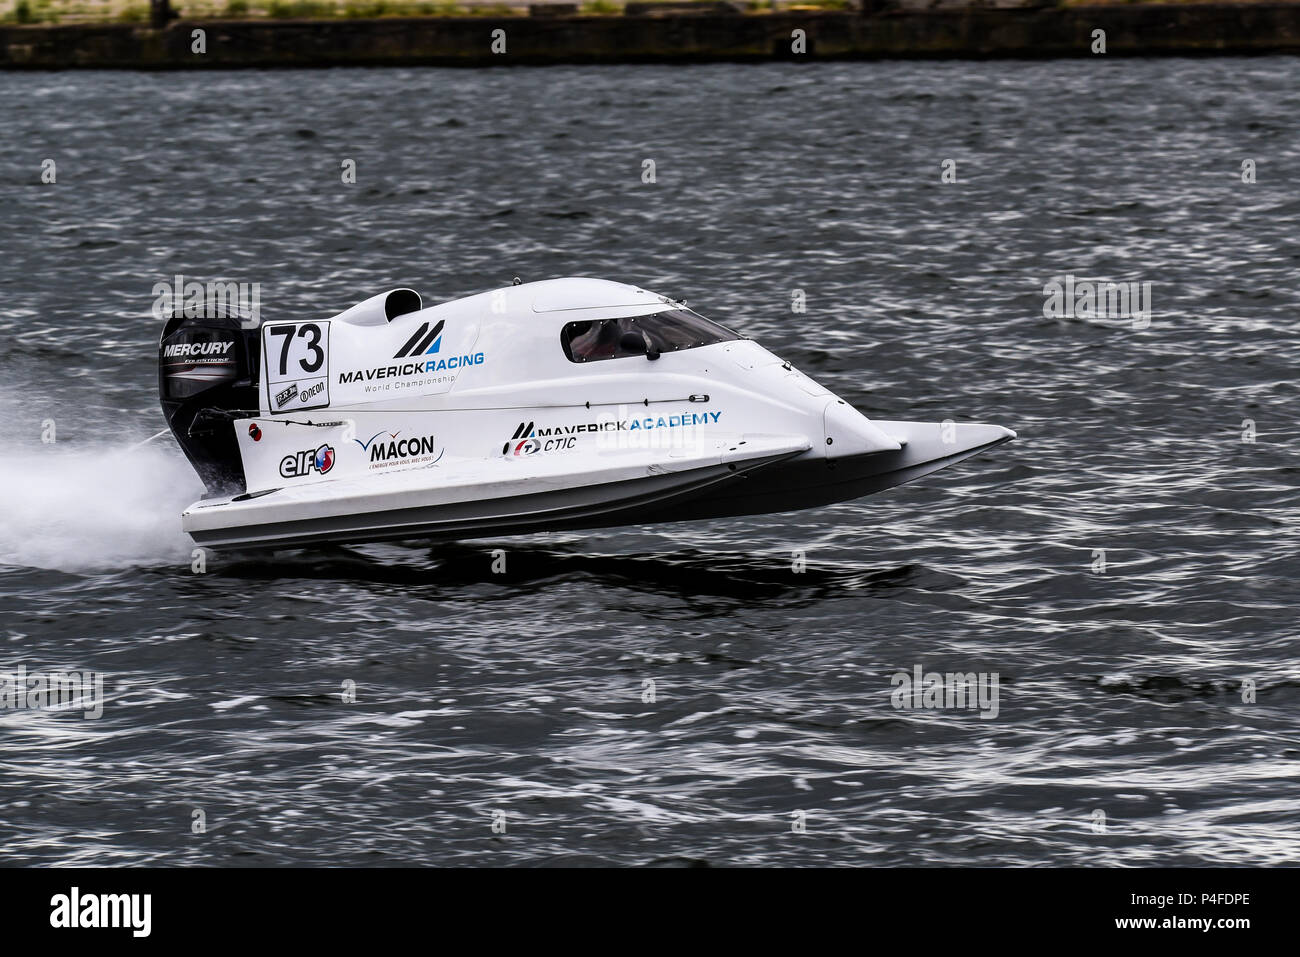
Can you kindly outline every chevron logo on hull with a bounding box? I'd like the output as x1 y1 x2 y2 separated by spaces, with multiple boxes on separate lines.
503 421 538 456
394 320 445 358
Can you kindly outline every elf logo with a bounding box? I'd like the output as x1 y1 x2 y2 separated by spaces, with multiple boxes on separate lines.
503 421 537 455
280 443 335 478
394 320 444 358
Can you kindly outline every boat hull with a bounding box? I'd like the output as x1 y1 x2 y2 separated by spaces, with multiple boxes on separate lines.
636 421 1015 523
182 422 1012 549
183 434 810 548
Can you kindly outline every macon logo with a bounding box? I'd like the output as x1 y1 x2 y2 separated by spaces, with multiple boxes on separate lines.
354 430 401 453
394 319 444 358
357 431 442 470
353 430 440 463
369 434 438 462
280 444 335 478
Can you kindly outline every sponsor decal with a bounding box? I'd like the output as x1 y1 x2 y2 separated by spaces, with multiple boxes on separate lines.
337 352 485 386
620 411 721 431
280 443 335 478
162 336 238 385
592 409 722 451
506 410 723 453
503 421 534 455
263 320 330 414
394 320 445 358
501 421 576 456
538 411 722 437
353 430 401 453
498 412 720 455
163 340 234 358
353 430 442 470
371 434 439 461
369 433 442 470
248 423 262 442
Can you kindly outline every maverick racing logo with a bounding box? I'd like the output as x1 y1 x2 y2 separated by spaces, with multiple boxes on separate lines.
355 431 442 470
395 320 444 358
336 318 485 387
337 352 485 386
280 444 335 478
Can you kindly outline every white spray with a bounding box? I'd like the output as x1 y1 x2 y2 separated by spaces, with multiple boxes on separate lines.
0 438 200 573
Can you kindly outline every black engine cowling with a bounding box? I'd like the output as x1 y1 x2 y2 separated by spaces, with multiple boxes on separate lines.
159 312 261 495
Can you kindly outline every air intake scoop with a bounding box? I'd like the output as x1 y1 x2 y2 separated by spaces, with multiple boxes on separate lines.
331 289 423 326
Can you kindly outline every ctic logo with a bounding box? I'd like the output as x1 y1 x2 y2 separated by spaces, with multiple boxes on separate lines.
394 320 444 358
248 423 262 442
501 421 576 456
503 421 538 455
280 443 335 478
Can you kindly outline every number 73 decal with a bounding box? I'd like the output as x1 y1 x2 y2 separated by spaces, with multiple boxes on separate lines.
262 320 331 414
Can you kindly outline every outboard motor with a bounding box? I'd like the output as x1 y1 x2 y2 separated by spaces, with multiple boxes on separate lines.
158 311 261 495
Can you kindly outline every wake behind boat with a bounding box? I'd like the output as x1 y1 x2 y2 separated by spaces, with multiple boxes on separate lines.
159 278 1015 548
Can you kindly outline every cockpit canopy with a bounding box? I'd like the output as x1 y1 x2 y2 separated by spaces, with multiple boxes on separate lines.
560 307 741 363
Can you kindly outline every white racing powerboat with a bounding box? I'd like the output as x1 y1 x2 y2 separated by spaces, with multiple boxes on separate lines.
159 278 1015 548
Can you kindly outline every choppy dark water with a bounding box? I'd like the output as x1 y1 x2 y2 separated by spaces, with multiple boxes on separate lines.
1 60 1298 866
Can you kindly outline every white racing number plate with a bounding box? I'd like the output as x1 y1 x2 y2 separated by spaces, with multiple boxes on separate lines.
263 320 331 414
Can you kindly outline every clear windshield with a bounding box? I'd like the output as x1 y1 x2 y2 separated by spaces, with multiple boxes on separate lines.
561 308 741 363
